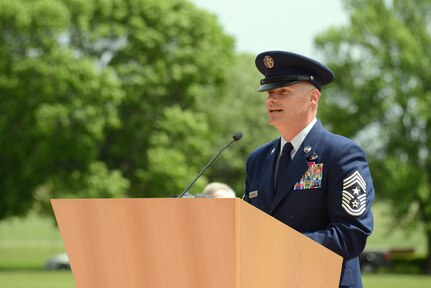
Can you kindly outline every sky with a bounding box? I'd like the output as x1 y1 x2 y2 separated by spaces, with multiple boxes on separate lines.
190 0 348 57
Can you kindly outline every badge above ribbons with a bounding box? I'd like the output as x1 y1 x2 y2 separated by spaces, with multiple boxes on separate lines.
342 170 367 216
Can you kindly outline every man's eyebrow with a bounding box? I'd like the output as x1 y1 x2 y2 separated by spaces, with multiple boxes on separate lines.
268 87 292 93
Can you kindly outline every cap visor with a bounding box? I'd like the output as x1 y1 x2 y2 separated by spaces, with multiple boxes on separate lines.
257 81 301 92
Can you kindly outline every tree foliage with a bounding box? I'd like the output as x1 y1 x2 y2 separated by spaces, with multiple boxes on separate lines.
0 0 235 220
87 0 235 197
315 0 431 273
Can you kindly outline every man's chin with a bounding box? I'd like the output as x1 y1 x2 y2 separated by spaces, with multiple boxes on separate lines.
268 118 283 129
268 114 281 122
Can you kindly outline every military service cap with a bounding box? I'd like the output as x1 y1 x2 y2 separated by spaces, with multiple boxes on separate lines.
255 51 334 92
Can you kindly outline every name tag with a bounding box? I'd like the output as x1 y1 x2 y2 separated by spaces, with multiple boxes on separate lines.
249 190 258 199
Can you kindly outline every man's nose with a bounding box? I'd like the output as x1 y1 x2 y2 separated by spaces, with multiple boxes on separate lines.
267 93 278 102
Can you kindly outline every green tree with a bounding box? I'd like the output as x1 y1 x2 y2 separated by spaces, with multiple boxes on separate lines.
0 0 234 220
0 0 128 220
91 0 235 197
315 0 431 273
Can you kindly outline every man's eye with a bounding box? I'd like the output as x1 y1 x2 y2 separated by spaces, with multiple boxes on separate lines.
267 88 288 95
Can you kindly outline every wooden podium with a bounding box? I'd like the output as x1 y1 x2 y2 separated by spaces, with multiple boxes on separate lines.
51 198 342 288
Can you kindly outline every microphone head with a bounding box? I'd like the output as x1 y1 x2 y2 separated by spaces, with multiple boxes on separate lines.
232 132 243 141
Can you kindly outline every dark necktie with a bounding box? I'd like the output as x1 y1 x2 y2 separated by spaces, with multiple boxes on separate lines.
275 143 294 190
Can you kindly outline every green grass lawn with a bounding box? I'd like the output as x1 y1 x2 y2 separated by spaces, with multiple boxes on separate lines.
0 202 429 288
0 212 65 269
0 213 75 287
0 270 75 288
363 273 431 288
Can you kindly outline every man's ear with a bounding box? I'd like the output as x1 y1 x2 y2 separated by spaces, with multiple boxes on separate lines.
310 88 321 103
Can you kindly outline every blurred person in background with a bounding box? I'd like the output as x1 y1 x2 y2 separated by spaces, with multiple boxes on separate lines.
202 182 236 198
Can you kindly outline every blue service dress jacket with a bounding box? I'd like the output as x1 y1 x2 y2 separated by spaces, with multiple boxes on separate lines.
243 120 374 288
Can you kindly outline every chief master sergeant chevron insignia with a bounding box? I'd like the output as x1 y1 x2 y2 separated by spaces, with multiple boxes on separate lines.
342 170 367 216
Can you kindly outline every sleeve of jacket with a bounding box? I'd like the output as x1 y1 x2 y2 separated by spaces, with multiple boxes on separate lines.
303 141 375 260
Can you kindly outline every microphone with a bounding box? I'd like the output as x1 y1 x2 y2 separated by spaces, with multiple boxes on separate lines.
178 132 243 198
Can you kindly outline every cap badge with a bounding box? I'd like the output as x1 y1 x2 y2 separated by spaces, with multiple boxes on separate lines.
263 55 274 69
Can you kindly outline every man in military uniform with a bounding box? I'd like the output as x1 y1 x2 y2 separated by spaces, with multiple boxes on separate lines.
243 51 374 288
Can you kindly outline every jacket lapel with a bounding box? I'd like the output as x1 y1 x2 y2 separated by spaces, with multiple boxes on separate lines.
264 141 280 205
